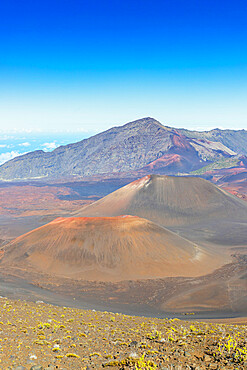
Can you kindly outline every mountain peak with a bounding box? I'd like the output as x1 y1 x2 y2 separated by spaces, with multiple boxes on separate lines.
123 117 166 129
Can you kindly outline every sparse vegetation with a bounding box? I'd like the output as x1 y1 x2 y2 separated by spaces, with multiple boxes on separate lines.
190 157 239 175
0 297 246 369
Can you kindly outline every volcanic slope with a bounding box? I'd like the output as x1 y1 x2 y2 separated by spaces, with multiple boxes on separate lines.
0 216 224 282
0 117 239 180
74 175 247 246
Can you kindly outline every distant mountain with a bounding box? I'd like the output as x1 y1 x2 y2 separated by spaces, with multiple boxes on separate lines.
0 117 245 180
179 127 247 156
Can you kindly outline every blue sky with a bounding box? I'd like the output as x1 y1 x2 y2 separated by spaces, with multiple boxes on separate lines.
0 0 246 132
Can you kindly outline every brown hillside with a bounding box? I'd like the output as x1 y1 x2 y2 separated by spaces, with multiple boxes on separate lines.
74 175 247 246
74 175 247 226
0 216 224 282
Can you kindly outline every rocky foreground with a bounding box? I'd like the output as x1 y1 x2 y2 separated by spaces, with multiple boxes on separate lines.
0 298 246 369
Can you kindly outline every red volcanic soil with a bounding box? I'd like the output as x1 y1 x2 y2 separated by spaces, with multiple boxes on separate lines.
131 134 202 175
139 154 184 173
221 183 247 202
205 165 247 202
0 185 92 217
172 133 191 149
0 178 134 247
0 215 225 282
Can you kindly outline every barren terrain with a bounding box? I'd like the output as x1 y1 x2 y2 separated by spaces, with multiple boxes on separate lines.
0 216 226 282
0 175 246 322
0 178 131 246
75 175 247 248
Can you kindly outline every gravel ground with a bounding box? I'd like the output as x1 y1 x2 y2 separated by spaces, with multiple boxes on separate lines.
0 297 246 369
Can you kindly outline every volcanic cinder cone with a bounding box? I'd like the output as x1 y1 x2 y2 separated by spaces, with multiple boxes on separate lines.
74 175 247 225
0 216 224 282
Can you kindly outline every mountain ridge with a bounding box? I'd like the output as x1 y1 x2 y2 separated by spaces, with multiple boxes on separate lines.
0 117 246 180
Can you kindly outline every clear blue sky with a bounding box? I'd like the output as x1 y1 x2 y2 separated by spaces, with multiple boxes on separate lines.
0 0 246 132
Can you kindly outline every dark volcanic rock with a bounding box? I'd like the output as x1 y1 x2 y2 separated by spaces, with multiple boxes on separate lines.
0 117 243 180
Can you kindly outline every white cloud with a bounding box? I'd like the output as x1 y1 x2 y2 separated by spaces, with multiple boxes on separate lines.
0 135 15 141
18 142 31 147
0 144 8 148
0 151 24 165
0 128 42 134
41 142 58 151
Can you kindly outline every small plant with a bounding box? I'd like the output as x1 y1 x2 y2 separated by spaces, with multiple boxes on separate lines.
135 353 157 369
217 335 247 363
146 330 162 340
65 352 80 358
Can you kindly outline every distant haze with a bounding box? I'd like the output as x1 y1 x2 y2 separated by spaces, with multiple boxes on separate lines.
0 131 91 165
